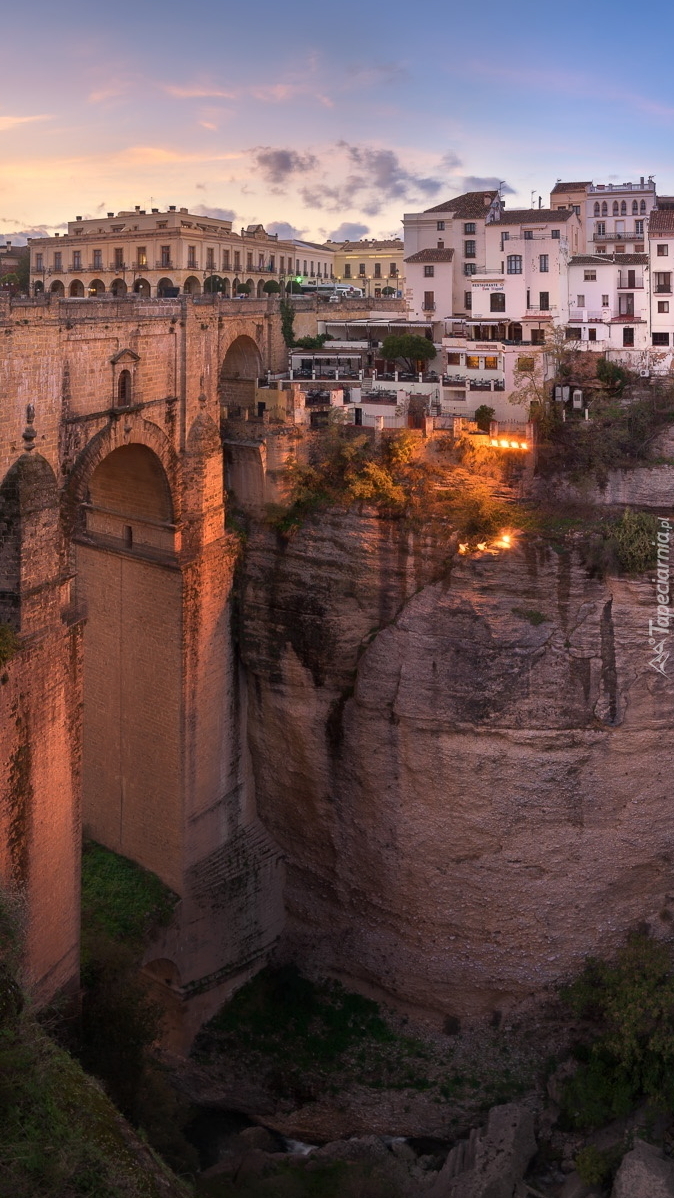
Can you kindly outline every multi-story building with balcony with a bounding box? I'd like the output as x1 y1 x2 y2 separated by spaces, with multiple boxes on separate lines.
566 254 650 356
648 210 674 363
549 178 656 256
286 240 335 288
324 239 404 297
403 191 503 317
29 206 297 299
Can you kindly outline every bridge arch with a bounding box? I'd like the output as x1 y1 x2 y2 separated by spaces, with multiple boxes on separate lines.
218 334 263 413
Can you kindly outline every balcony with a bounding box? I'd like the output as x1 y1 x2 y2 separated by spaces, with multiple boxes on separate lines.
48 265 64 274
569 309 608 322
526 305 557 315
592 231 643 241
422 303 436 311
158 260 175 269
89 262 106 272
617 276 643 288
655 285 672 294
110 262 127 271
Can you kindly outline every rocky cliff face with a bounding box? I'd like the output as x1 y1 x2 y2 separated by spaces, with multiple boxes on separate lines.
240 510 674 1024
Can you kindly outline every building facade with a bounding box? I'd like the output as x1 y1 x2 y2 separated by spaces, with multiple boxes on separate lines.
324 239 404 297
403 191 503 317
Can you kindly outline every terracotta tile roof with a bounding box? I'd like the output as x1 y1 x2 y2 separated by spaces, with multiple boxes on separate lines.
424 191 499 218
404 248 455 263
497 208 573 224
648 210 674 235
326 239 403 251
570 253 649 265
550 181 591 193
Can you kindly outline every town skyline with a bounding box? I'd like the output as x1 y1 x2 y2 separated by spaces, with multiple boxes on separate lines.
3 0 674 245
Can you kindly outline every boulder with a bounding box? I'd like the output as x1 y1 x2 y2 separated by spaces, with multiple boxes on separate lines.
236 1125 281 1154
427 1103 536 1198
612 1139 674 1198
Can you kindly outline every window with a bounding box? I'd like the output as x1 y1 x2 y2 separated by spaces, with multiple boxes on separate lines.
640 200 646 213
447 353 461 365
635 220 644 235
35 252 43 270
551 229 560 239
615 246 625 254
247 253 253 269
539 291 550 311
464 263 477 276
359 263 365 275
114 247 123 269
464 222 476 234
596 247 607 253
490 292 506 312
613 201 619 215
566 327 582 340
655 272 672 293
507 255 522 274
517 356 535 371
157 221 167 229
623 327 634 346
484 355 498 369
437 220 445 230
588 328 597 341
437 240 444 249
594 202 600 216
223 250 230 269
464 240 476 258
464 290 472 309
206 248 214 268
620 200 627 215
635 244 644 254
54 251 62 270
279 256 285 272
466 355 480 369
577 294 585 307
163 245 172 267
602 294 609 306
317 264 321 277
117 369 132 405
531 329 545 345
653 332 670 345
573 205 580 216
73 250 81 269
523 230 533 240
658 301 670 313
234 252 240 269
632 200 638 214
584 270 596 281
619 294 634 315
344 264 351 278
264 253 270 270
424 264 435 277
270 255 275 271
374 262 381 278
137 246 147 267
658 244 669 256
601 202 608 216
389 263 397 276
423 290 435 310
295 259 299 274
539 254 549 272
93 249 102 269
596 222 606 236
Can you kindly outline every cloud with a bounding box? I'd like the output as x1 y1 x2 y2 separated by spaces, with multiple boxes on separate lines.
459 175 515 194
163 84 236 99
0 113 52 132
299 143 443 216
0 224 65 244
266 221 307 240
326 222 370 241
439 150 463 171
193 204 236 221
344 62 409 88
253 147 318 186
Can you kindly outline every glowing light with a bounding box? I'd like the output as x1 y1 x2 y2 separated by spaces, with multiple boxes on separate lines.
477 542 487 551
509 440 518 448
520 442 528 449
499 439 509 447
458 543 468 554
501 534 511 546
490 438 499 446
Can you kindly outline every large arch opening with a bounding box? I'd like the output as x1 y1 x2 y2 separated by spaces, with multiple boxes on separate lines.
204 274 223 294
69 279 85 297
111 278 127 297
219 334 263 413
133 278 150 297
183 275 201 295
50 280 65 295
75 443 182 889
157 277 175 297
88 278 105 296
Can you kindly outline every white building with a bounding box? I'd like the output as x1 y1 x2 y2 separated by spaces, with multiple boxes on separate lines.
403 248 454 319
585 179 655 255
566 254 650 359
403 190 503 317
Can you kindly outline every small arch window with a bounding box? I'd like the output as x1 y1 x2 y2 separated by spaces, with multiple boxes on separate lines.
601 202 608 216
612 201 619 215
117 369 132 406
640 199 646 214
620 200 627 215
632 200 638 214
594 202 600 216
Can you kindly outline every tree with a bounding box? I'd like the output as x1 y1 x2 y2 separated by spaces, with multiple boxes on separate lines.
285 280 303 294
474 404 495 431
381 286 396 296
381 334 436 372
236 282 251 295
280 298 295 347
263 279 281 294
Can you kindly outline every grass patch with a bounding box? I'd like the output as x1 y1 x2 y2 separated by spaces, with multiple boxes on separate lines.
0 623 18 668
81 840 178 953
511 607 548 626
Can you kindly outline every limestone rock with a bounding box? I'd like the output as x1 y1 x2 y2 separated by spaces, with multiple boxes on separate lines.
426 1103 536 1198
612 1139 674 1198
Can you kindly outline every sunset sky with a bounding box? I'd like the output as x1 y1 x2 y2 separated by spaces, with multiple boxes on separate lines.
3 0 674 244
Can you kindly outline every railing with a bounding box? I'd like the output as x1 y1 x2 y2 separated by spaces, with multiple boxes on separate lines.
69 264 84 272
569 309 607 321
526 305 556 314
48 265 64 273
110 262 127 271
157 260 175 269
422 303 436 311
589 182 654 193
592 231 643 241
617 277 643 288
655 285 672 294
89 262 106 272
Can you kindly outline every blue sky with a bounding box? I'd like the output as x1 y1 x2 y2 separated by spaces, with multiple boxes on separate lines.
2 0 674 243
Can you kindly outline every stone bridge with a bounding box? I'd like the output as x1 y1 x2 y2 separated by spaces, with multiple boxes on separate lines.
0 293 287 1039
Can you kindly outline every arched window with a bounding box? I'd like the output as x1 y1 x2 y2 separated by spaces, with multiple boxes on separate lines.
601 202 608 216
640 200 646 213
632 200 638 214
117 369 132 406
620 200 627 215
594 202 600 216
613 201 619 215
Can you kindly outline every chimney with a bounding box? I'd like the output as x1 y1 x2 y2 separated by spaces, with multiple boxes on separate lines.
152 208 159 213
169 205 176 211
539 196 542 208
107 212 114 217
135 205 141 212
641 177 645 186
76 215 82 221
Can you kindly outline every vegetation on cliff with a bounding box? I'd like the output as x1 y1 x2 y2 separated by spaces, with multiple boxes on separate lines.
0 622 18 668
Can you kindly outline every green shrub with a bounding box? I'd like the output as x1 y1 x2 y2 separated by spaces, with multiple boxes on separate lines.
474 404 495 432
575 1144 613 1185
511 607 547 626
582 509 658 577
0 623 18 668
